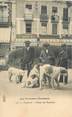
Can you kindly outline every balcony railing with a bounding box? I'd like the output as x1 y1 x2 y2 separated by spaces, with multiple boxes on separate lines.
39 34 60 39
61 34 72 39
40 14 48 22
51 15 59 23
16 34 37 39
62 17 70 23
0 17 9 27
24 13 33 21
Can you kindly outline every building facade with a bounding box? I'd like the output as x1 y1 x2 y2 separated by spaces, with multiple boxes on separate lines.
0 0 16 56
15 0 72 47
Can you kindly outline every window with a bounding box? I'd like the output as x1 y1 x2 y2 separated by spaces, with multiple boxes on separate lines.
26 4 32 9
26 22 32 33
52 23 57 34
63 23 68 29
41 22 47 33
52 7 57 13
41 5 47 14
0 5 8 24
41 22 47 27
63 8 68 20
51 15 55 21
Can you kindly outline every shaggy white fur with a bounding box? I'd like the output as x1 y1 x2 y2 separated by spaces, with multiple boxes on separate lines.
40 64 67 89
8 67 27 83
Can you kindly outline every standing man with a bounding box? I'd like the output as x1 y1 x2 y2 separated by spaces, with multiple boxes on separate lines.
58 44 68 84
21 41 34 76
39 43 55 65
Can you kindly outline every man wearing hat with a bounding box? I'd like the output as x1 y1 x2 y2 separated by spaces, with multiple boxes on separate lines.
21 40 34 76
39 42 54 65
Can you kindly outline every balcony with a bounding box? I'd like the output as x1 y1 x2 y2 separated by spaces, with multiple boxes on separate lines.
0 17 9 27
24 13 33 21
61 34 72 39
51 15 59 23
62 17 70 23
40 14 48 22
39 34 60 39
16 34 37 39
16 34 37 46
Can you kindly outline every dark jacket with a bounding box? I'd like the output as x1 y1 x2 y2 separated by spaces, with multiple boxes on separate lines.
21 46 34 71
22 46 34 63
40 47 55 65
58 49 68 68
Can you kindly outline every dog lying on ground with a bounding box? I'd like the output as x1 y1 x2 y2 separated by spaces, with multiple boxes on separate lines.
40 64 68 89
8 67 26 83
26 65 40 88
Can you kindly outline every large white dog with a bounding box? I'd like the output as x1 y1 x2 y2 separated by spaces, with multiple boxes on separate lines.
25 64 68 89
40 64 68 89
8 67 27 83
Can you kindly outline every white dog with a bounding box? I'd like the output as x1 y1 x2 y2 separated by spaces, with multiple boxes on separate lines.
26 65 40 88
8 67 26 83
40 64 67 89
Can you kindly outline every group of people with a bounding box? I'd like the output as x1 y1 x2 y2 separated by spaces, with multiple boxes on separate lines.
8 40 69 89
7 40 68 88
20 40 68 87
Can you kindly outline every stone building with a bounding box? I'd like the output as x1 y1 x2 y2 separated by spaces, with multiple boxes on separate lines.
0 0 16 56
15 0 72 47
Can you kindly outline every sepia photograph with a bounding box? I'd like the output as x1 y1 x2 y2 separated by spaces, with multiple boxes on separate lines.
0 0 72 117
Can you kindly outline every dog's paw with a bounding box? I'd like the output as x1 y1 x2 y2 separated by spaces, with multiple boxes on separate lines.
21 82 26 88
56 85 60 89
21 85 26 88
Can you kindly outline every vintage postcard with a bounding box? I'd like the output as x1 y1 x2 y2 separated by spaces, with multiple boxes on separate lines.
0 0 72 117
